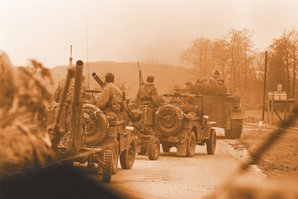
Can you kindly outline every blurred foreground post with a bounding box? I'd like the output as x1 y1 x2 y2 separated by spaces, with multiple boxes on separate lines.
262 51 268 122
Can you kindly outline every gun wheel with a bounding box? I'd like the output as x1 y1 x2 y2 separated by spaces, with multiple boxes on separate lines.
147 137 160 160
120 139 136 169
186 131 196 157
102 150 113 183
112 141 119 175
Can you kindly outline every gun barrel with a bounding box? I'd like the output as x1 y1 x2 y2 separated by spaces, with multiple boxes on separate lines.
54 68 75 128
92 72 105 88
72 60 84 152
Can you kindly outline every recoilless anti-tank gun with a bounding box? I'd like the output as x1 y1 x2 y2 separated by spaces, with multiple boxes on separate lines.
49 61 136 183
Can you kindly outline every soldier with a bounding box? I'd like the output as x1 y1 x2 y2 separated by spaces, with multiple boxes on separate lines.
184 81 192 89
94 73 124 174
218 78 224 86
0 51 56 176
135 75 163 107
182 81 193 94
96 72 124 120
209 70 221 84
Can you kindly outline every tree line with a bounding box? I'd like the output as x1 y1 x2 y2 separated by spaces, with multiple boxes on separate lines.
182 28 298 109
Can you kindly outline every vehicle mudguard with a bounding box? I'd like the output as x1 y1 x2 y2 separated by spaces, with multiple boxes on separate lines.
202 115 216 138
119 126 134 152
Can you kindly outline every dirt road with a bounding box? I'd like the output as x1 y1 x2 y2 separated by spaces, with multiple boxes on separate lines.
95 139 263 199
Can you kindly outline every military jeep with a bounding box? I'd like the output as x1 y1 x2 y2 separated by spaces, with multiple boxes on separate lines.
81 103 136 182
155 93 217 156
50 61 136 183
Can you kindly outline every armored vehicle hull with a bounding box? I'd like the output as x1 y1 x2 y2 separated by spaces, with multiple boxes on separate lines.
202 95 243 139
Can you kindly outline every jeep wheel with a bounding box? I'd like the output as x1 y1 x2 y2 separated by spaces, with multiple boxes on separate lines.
102 150 113 183
147 137 160 160
186 131 196 157
162 143 171 153
206 129 216 155
120 139 136 169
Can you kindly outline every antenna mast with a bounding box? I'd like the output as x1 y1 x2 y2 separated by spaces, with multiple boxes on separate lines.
69 45 73 68
85 16 90 87
200 8 203 78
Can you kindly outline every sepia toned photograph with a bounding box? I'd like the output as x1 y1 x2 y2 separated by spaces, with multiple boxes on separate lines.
0 0 297 199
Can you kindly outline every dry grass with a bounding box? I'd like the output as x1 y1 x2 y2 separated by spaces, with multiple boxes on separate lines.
240 125 298 180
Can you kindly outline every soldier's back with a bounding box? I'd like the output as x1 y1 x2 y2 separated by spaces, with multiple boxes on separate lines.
106 83 123 104
138 83 156 100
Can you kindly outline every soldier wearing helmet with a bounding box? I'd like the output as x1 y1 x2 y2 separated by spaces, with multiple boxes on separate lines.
136 75 163 107
209 70 221 84
183 81 193 94
96 72 124 119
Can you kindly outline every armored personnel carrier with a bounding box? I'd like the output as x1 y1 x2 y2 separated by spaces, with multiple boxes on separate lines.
189 81 243 139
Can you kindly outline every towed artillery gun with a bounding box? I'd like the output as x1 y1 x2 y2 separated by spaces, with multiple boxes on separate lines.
156 93 217 156
131 104 161 160
49 61 136 183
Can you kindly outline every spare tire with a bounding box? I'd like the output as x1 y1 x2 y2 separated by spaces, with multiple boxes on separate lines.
82 103 108 146
155 104 184 136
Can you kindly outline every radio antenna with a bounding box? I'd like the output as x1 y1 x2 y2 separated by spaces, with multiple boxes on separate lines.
85 16 90 87
69 45 73 68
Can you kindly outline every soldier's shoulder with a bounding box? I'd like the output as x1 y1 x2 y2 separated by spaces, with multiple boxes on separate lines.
145 82 155 88
104 83 121 94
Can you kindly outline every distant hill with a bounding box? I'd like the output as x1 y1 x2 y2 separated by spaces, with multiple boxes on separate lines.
51 62 199 98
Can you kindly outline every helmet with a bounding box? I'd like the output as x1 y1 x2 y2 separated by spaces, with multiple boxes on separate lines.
105 73 114 83
185 81 192 86
147 75 154 83
213 70 220 76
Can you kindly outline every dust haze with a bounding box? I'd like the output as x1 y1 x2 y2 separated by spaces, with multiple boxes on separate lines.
1 0 298 67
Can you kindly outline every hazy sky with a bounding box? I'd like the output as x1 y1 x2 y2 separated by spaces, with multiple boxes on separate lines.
1 0 298 68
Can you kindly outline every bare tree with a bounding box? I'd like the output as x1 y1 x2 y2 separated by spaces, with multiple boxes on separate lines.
224 29 254 98
268 29 298 97
181 37 213 78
